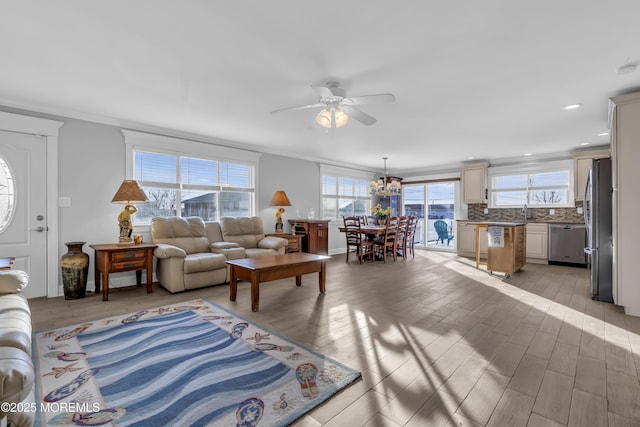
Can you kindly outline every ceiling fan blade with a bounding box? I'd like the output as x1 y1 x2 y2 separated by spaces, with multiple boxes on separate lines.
270 103 325 114
343 93 396 105
341 105 377 126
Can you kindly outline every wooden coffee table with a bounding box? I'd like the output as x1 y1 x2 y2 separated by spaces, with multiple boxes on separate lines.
226 253 330 312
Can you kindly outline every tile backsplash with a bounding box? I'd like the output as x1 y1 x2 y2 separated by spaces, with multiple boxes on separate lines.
467 201 585 224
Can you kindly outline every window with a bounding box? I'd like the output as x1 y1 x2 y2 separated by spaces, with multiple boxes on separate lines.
124 130 259 225
321 166 372 220
0 156 15 232
489 161 573 208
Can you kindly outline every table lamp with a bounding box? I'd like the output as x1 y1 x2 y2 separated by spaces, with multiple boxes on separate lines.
269 190 291 234
111 180 149 244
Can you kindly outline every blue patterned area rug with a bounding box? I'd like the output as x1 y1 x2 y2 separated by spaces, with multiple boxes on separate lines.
32 299 361 426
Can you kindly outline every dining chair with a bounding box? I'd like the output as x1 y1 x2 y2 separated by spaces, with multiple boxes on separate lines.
343 216 373 263
365 215 377 226
406 216 418 257
374 216 399 263
396 216 409 258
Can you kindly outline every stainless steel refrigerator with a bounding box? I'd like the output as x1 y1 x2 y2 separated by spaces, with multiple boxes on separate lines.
584 157 613 303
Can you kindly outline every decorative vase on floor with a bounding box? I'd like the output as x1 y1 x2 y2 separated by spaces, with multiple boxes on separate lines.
61 241 89 300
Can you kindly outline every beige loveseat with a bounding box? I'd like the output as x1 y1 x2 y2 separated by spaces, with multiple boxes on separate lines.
150 216 287 293
0 270 35 427
219 217 287 258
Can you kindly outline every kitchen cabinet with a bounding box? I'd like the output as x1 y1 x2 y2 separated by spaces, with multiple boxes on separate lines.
456 222 487 257
525 223 548 263
461 162 489 204
571 148 610 201
610 91 640 315
288 219 329 255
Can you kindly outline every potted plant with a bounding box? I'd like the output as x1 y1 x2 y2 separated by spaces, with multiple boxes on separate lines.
371 204 394 224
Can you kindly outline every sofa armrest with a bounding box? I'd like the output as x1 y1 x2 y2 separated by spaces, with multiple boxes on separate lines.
0 270 29 294
153 244 187 259
258 236 288 251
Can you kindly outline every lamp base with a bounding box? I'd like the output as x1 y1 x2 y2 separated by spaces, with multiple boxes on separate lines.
275 222 284 234
118 236 134 245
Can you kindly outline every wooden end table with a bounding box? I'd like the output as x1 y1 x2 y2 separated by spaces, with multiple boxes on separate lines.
89 243 157 301
226 253 330 312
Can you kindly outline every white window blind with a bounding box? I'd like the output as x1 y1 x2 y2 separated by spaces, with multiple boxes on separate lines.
123 130 260 224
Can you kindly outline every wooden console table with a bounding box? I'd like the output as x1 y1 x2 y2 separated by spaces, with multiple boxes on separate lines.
288 219 330 254
89 243 157 301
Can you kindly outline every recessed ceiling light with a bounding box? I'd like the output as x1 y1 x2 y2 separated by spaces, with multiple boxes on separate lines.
598 132 609 136
524 153 532 156
563 104 582 110
580 142 591 146
467 156 475 160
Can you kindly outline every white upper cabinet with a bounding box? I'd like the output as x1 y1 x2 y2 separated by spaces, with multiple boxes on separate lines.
461 162 489 204
571 148 610 201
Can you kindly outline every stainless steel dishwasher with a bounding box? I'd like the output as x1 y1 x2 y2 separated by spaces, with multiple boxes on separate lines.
548 223 587 265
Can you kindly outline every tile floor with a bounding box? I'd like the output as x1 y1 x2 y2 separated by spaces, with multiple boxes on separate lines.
29 250 640 426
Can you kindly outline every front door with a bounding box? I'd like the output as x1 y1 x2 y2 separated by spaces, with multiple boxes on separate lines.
0 130 47 298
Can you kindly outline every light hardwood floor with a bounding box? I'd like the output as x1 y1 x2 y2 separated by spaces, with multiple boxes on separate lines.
29 250 640 426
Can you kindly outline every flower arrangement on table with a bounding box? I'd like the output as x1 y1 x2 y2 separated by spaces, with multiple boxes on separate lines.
371 204 394 223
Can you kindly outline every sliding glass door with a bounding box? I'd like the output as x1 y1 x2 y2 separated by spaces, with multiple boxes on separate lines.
403 181 457 251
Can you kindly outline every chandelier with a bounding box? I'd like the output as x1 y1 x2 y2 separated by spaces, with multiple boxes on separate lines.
369 157 401 196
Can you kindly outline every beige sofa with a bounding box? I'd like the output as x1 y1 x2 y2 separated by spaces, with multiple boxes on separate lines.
0 270 35 427
150 216 287 293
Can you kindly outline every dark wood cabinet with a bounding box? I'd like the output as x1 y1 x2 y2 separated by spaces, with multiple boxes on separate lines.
288 220 329 255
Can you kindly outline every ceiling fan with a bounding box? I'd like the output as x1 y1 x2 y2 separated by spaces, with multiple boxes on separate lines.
270 82 395 129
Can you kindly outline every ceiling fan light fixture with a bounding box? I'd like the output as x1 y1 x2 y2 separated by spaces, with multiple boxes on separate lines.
315 108 349 128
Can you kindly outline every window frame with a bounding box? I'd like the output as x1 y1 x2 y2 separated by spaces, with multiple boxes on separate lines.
123 130 261 226
319 164 373 221
487 159 575 208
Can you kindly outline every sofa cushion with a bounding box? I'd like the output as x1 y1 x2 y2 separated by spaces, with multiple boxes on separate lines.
205 221 224 243
183 253 227 274
151 217 211 254
0 294 32 355
0 270 29 294
220 217 266 248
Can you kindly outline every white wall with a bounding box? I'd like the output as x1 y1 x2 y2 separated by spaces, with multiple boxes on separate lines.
1 107 338 293
258 154 320 234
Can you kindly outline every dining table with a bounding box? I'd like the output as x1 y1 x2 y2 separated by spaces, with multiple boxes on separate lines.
338 225 386 236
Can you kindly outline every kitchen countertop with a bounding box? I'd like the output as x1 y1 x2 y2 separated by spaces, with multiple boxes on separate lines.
457 220 527 225
457 220 584 225
475 221 527 226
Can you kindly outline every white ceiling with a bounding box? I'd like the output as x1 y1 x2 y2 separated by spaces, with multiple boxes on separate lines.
1 1 639 175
